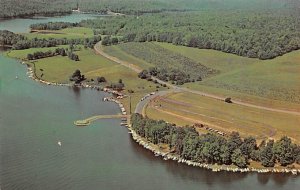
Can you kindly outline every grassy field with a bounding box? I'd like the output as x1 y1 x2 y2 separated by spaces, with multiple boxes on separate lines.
104 42 217 80
23 27 94 39
146 92 300 143
103 45 153 69
7 45 164 113
159 43 300 104
103 42 300 110
156 42 258 72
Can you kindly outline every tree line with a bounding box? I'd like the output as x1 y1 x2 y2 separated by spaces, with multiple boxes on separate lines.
30 22 80 30
0 30 101 50
27 48 66 60
12 35 101 50
131 114 300 168
82 9 300 60
1 0 292 19
27 47 79 61
0 0 73 18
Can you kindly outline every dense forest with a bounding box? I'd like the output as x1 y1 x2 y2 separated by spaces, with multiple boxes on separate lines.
131 114 300 168
0 0 297 18
0 0 73 18
0 30 26 46
75 0 290 15
82 10 300 59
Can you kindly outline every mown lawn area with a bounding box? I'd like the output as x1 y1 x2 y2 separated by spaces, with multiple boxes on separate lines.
146 92 300 143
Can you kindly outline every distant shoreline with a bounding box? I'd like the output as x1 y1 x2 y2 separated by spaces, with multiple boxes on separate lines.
0 12 73 21
0 10 121 23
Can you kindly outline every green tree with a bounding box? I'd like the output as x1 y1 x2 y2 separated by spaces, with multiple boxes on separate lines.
27 53 33 60
273 136 295 166
227 132 242 153
70 69 85 84
220 144 231 164
250 149 260 161
260 140 275 167
231 149 247 168
97 76 106 83
240 136 257 159
101 36 111 46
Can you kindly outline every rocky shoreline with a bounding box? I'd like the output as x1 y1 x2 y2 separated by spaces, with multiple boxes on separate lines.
26 65 71 87
128 126 300 175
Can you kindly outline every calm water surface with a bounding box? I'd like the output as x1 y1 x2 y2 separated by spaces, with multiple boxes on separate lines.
0 13 104 33
0 15 299 190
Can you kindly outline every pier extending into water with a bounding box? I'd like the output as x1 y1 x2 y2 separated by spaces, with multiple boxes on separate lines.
74 114 129 126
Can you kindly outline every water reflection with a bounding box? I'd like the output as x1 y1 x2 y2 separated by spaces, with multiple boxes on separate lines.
70 85 81 99
271 174 290 186
0 13 106 33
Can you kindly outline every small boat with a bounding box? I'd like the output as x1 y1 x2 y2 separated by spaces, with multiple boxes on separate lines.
15 76 18 79
58 141 62 146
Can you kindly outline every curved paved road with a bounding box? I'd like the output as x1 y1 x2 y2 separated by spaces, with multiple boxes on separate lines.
134 90 175 115
94 42 300 116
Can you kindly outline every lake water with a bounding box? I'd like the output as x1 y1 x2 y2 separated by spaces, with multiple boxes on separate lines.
0 14 299 190
0 13 104 33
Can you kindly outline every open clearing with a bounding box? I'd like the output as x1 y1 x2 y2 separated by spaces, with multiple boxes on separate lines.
146 92 300 143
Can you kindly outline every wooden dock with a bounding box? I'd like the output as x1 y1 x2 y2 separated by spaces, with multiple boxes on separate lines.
74 114 129 126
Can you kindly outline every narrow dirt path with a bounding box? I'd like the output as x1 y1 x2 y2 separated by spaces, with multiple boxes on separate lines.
94 42 300 116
